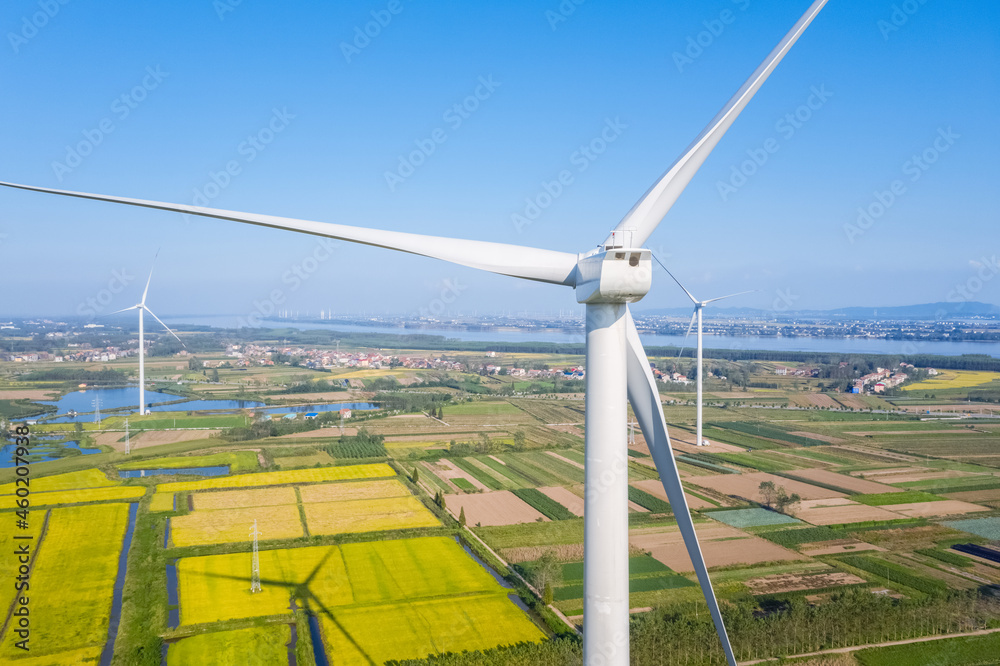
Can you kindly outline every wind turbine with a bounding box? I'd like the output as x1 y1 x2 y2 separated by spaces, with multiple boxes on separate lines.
108 256 183 415
659 258 754 448
0 2 828 662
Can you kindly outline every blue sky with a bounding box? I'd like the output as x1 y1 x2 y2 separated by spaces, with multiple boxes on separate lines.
1 0 997 319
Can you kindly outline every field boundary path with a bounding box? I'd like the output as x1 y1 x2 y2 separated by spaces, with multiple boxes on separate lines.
740 626 1000 665
458 524 581 636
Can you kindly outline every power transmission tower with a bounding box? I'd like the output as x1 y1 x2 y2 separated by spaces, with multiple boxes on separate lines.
628 419 636 447
93 395 101 428
125 418 130 455
250 519 262 593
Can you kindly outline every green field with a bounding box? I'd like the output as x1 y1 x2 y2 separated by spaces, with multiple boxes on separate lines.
710 508 801 528
117 451 259 473
855 491 945 506
943 517 1000 540
512 488 574 520
856 631 1000 665
443 401 521 415
0 504 130 660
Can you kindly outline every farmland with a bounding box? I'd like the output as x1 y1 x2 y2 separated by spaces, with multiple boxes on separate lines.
156 463 395 492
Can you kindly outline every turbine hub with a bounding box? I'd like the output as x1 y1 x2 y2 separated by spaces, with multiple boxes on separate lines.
575 248 652 304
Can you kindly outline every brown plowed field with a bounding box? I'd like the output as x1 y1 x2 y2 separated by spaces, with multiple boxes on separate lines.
800 539 885 556
888 500 989 518
0 389 59 400
688 472 845 501
630 525 802 572
538 486 584 516
946 489 1000 503
745 571 866 594
786 468 903 494
444 491 547 526
794 501 901 526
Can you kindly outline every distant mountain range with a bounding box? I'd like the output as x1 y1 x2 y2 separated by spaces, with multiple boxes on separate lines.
636 301 1000 321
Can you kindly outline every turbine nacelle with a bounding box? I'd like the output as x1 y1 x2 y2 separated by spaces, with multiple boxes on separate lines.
575 248 652 304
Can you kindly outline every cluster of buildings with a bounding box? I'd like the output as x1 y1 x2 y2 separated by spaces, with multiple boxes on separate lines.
851 365 912 394
4 345 137 363
773 366 821 377
480 364 585 380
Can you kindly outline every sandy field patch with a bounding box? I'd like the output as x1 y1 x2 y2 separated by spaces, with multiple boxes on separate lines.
668 431 747 454
632 479 715 510
800 539 885 556
538 486 584 517
444 491 547 526
794 501 901 526
870 470 982 485
745 571 866 594
546 423 583 435
545 450 584 469
833 394 868 410
299 479 411 503
798 394 842 409
0 389 59 400
193 487 298 511
100 429 220 452
435 459 490 492
888 500 989 518
830 446 918 462
630 526 802 572
688 472 845 502
786 468 903 494
787 431 846 444
850 467 925 478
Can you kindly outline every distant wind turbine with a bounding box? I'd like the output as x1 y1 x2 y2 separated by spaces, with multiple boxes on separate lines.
0 2 828 661
108 255 183 415
658 257 754 447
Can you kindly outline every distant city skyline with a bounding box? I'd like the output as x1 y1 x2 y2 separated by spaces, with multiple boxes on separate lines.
1 1 997 318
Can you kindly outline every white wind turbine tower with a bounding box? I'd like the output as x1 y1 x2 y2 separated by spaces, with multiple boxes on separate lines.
108 256 183 415
0 3 828 662
659 260 754 448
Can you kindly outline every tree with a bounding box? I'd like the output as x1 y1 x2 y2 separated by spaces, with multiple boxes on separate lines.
210 368 220 382
530 550 562 593
459 506 467 527
188 356 201 371
512 429 527 451
543 582 554 605
758 480 778 508
775 489 802 515
411 467 420 485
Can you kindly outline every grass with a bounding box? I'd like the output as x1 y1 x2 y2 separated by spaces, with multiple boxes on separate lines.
156 462 396 492
4 647 103 664
854 491 946 506
710 507 801 528
856 631 1000 665
836 554 949 597
451 477 477 491
444 401 521 415
304 496 441 536
475 518 585 550
299 479 411 503
475 455 535 488
167 625 291 665
554 574 694 601
759 526 843 547
0 468 115 494
709 421 827 447
512 488 575 520
116 451 258 472
170 503 304 547
901 370 1000 392
0 504 129 660
448 457 505 490
274 451 337 468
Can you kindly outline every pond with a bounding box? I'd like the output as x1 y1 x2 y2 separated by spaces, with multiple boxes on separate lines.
118 465 229 479
0 440 100 468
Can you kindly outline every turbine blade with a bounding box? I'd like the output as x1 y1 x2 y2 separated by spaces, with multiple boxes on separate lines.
702 289 756 305
0 181 579 286
624 308 736 666
653 254 698 304
604 0 828 249
101 305 140 317
675 310 696 362
143 307 183 345
141 249 160 305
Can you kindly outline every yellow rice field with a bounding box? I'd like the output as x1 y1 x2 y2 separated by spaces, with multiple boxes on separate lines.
0 468 115 495
0 510 45 629
902 370 1000 391
169 504 304 547
156 463 395 493
29 486 146 507
4 646 102 665
192 487 298 511
149 493 175 512
304 496 440 536
298 479 410 503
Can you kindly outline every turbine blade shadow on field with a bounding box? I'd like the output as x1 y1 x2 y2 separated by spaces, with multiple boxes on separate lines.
201 547 375 665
